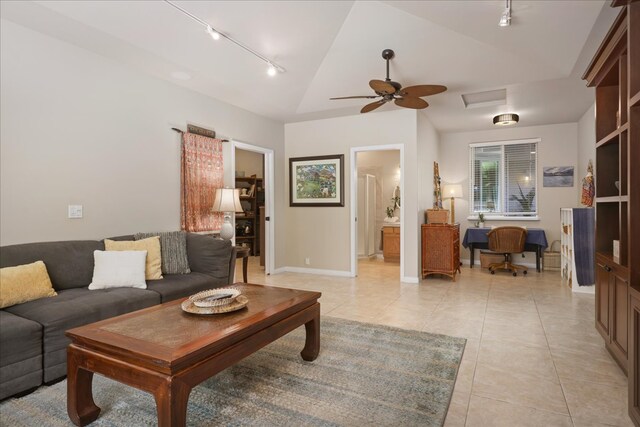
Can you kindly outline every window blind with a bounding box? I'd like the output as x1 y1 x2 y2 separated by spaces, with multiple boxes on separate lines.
468 139 539 217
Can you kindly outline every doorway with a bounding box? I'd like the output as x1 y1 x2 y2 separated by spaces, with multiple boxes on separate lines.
230 141 275 275
351 145 404 280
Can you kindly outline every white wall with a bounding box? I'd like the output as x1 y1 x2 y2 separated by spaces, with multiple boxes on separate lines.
235 148 264 179
577 103 596 205
284 109 421 280
439 123 580 264
356 150 401 254
0 20 286 269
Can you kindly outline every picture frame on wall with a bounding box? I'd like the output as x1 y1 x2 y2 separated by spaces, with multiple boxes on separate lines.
289 154 344 207
543 166 574 187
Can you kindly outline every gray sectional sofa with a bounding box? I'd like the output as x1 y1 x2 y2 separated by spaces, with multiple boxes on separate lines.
0 233 236 400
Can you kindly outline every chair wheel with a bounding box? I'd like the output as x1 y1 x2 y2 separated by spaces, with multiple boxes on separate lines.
523 270 527 275
490 270 495 275
513 272 517 277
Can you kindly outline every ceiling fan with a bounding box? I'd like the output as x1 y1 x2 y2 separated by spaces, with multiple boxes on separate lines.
330 49 447 113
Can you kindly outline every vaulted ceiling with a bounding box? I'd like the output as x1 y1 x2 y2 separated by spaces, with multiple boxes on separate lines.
0 1 618 132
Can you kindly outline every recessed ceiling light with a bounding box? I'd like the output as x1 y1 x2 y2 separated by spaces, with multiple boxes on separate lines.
170 71 192 81
493 113 519 126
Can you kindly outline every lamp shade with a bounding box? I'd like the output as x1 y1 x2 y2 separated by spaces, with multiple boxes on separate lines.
443 184 463 199
212 188 243 212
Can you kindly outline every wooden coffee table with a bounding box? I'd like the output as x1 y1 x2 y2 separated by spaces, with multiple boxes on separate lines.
65 283 321 427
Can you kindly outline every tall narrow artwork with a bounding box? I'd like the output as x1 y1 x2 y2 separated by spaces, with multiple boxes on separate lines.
289 155 344 207
433 161 443 208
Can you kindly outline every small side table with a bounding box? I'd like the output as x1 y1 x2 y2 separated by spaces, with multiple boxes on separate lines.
236 246 251 283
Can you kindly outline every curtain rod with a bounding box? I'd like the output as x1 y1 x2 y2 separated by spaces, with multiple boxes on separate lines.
171 127 229 142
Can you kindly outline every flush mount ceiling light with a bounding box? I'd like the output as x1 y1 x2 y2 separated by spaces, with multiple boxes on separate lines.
499 0 512 27
165 1 286 77
493 113 519 126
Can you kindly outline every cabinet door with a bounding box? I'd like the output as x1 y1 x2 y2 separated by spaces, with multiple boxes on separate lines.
629 292 640 425
596 262 611 339
610 271 629 370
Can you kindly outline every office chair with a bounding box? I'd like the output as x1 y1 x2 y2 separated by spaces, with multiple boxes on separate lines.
487 226 528 276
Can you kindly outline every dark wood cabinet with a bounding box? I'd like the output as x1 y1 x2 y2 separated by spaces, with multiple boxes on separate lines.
421 223 460 280
596 254 629 373
584 2 639 425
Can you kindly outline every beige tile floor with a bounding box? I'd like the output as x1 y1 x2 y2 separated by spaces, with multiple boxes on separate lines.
236 257 633 427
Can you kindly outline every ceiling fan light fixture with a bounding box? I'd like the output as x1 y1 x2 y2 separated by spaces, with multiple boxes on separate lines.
493 113 519 126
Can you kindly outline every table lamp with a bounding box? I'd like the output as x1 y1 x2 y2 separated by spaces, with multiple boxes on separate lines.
442 184 463 224
212 188 244 241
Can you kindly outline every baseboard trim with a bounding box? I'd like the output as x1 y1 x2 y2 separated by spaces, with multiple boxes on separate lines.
273 266 353 277
401 276 419 284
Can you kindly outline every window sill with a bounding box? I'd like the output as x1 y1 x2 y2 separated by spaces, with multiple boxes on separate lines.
467 215 540 222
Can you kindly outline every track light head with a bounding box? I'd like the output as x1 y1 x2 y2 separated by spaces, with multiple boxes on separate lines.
206 25 220 40
267 64 277 77
499 9 511 27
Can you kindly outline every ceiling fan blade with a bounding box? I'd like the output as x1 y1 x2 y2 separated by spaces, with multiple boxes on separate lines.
401 85 447 97
395 97 429 109
369 79 396 95
361 100 386 113
330 95 380 100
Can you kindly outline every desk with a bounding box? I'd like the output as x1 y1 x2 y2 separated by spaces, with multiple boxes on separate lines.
462 228 548 272
235 246 251 282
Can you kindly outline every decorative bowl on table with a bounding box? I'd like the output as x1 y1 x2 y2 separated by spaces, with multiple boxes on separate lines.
189 288 241 308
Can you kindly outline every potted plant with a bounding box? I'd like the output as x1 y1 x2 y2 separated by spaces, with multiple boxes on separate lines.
478 213 485 228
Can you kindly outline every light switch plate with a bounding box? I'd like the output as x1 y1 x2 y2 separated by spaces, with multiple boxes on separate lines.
68 205 83 219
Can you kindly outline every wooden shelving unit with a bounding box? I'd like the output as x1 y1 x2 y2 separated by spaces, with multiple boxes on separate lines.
583 2 639 424
235 176 263 256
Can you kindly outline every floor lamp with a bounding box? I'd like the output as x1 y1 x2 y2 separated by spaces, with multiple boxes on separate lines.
442 184 463 224
212 188 244 241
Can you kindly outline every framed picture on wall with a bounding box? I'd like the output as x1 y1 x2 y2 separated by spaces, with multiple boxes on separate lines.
543 166 574 187
289 154 344 207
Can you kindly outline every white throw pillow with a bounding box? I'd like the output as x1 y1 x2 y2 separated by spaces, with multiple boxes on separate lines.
89 250 147 290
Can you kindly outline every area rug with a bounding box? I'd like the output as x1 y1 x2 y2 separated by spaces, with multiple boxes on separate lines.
0 317 466 426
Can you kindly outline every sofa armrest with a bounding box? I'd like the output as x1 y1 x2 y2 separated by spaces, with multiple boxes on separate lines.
186 234 234 284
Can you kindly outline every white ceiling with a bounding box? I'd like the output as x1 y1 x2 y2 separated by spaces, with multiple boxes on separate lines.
0 1 619 132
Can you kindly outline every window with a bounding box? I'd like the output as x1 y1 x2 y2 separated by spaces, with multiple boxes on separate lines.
469 138 539 218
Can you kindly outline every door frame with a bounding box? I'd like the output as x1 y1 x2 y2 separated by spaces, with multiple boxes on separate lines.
350 144 404 279
230 141 275 275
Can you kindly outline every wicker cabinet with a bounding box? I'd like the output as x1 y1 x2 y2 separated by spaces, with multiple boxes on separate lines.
421 223 460 280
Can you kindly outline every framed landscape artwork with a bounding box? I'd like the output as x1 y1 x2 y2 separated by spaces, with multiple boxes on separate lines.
543 166 574 187
289 154 344 207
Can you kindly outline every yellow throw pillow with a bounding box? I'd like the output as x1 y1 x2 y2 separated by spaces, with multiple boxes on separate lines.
0 261 57 308
104 237 163 280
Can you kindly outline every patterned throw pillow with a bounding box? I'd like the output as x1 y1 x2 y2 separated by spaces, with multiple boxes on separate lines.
135 231 190 274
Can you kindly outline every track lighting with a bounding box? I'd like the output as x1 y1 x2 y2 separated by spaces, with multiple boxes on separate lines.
498 0 511 27
206 25 220 41
165 0 286 76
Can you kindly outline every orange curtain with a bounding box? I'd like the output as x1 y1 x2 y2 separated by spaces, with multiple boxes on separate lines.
180 132 224 232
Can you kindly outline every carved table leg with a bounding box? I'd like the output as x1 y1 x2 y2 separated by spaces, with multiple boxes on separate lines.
155 378 191 427
301 303 320 361
67 346 100 426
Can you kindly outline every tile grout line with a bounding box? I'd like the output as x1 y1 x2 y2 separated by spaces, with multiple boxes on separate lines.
463 278 491 426
532 285 575 426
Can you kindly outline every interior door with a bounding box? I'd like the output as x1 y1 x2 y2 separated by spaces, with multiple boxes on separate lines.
365 174 376 257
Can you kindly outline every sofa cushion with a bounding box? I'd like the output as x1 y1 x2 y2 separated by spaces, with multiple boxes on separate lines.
0 240 103 291
0 260 57 308
146 272 224 303
135 231 190 275
186 234 233 283
5 287 160 382
0 311 43 399
105 237 163 280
